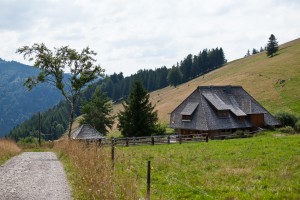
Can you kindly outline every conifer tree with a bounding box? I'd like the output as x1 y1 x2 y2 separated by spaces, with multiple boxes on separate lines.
260 46 264 52
245 49 251 57
252 48 258 54
266 34 279 57
117 80 158 137
80 86 115 135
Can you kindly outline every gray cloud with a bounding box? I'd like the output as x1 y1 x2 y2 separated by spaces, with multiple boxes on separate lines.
0 0 300 75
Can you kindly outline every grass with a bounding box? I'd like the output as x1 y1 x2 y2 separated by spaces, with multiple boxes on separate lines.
116 131 300 199
0 138 21 165
53 131 300 199
54 139 138 200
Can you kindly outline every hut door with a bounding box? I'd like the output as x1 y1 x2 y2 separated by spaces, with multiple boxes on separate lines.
250 114 264 127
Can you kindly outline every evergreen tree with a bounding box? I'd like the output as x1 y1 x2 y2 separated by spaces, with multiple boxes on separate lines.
117 80 158 137
245 49 251 57
80 86 115 135
167 66 183 87
260 46 264 52
252 48 258 54
266 34 279 57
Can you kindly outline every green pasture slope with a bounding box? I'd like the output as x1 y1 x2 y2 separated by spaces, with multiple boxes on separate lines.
117 131 300 199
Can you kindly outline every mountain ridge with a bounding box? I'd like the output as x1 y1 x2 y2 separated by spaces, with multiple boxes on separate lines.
0 59 63 136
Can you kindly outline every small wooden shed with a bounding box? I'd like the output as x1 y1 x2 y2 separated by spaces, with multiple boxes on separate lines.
71 124 104 140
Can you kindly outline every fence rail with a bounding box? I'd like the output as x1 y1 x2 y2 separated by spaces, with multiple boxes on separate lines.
80 133 209 147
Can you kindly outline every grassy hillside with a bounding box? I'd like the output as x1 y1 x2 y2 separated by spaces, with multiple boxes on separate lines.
120 131 300 199
112 38 300 127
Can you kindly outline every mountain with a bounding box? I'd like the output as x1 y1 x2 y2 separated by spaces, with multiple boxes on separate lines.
112 38 300 126
0 59 62 136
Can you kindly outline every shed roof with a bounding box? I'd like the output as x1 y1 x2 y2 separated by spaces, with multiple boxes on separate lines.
71 124 104 140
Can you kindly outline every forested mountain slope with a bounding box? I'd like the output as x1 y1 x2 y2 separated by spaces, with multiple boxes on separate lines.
0 59 62 136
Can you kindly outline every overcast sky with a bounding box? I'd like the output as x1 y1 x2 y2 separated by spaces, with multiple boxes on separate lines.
1 0 299 76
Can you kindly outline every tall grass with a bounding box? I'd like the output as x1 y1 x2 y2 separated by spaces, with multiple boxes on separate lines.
54 140 138 200
0 138 21 164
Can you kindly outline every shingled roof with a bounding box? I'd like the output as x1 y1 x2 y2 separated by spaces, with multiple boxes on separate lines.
170 86 280 131
71 124 104 140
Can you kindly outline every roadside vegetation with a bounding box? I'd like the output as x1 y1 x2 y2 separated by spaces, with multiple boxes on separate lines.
54 139 138 200
54 131 300 199
0 138 21 164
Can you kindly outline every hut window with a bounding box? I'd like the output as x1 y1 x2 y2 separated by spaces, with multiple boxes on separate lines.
217 110 228 118
237 116 245 121
182 115 192 121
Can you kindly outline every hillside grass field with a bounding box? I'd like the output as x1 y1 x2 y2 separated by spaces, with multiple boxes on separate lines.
119 131 300 199
54 131 300 199
112 38 300 128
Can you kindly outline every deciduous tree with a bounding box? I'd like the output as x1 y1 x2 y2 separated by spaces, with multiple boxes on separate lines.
17 43 104 138
167 66 183 88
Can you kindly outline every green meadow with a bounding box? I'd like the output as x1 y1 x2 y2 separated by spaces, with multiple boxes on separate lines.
115 131 300 199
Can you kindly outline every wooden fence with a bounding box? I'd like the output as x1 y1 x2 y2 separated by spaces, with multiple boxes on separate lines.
81 133 209 147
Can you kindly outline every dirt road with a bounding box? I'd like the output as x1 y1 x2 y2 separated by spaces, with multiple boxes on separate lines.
0 152 71 200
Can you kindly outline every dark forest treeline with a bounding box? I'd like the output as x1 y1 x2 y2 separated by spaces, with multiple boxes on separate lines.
101 47 226 102
8 47 226 141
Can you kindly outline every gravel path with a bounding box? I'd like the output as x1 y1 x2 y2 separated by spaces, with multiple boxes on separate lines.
0 152 71 200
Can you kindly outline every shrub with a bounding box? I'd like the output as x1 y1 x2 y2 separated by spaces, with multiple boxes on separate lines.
278 126 295 134
294 121 300 133
274 111 298 127
152 123 167 136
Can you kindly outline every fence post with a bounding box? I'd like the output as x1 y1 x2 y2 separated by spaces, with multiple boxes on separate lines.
179 134 182 144
133 137 136 145
151 136 154 145
146 161 151 200
206 134 209 143
126 137 129 147
111 138 115 169
167 135 170 144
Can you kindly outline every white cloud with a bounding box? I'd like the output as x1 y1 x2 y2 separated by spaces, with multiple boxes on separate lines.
0 0 299 75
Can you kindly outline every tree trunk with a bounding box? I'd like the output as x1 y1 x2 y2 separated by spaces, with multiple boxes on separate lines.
68 98 76 139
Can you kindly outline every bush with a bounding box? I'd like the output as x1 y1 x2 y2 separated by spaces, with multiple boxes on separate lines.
274 111 298 127
278 126 295 134
294 121 300 133
152 123 167 136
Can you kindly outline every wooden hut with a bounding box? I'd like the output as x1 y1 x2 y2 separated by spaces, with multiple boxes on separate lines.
170 85 280 137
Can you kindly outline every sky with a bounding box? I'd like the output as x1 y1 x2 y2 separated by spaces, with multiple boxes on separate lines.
0 0 299 76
